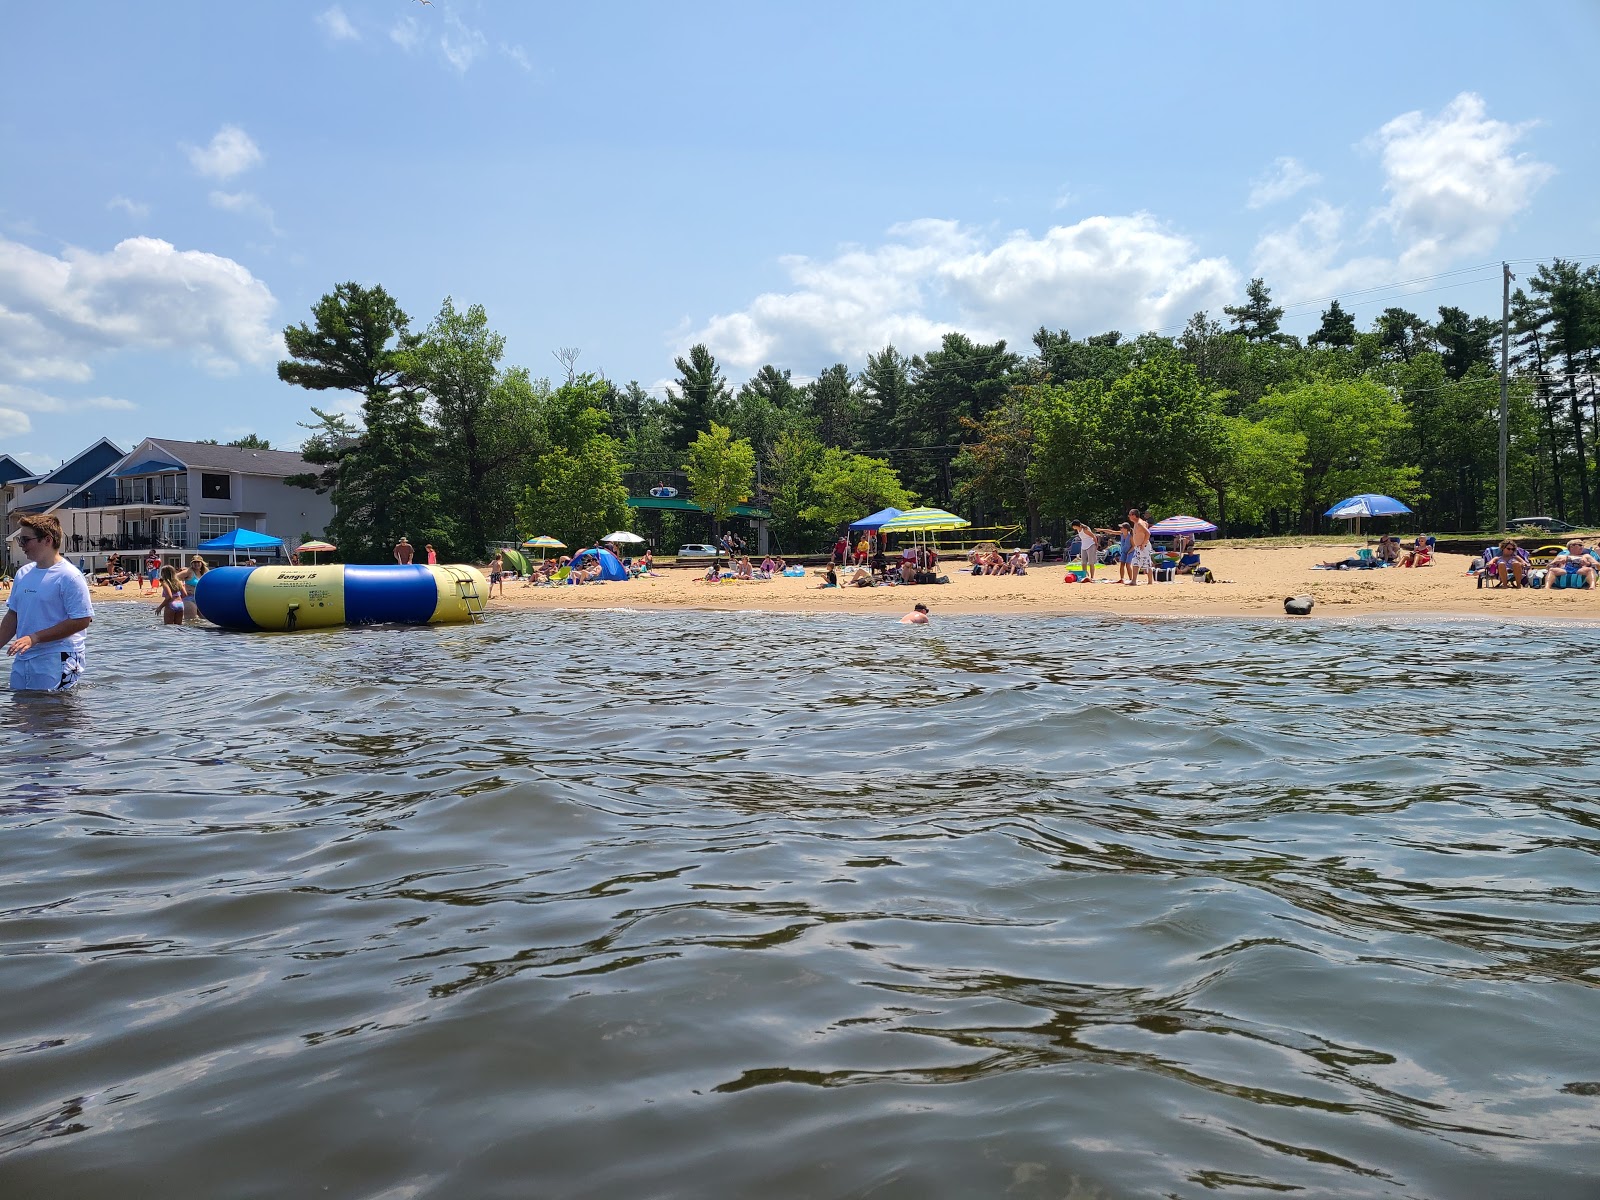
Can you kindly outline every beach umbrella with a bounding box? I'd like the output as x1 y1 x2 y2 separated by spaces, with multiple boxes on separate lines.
1324 493 1412 537
523 535 565 562
298 539 336 564
600 531 646 544
1324 494 1411 519
1148 515 1218 536
877 507 971 533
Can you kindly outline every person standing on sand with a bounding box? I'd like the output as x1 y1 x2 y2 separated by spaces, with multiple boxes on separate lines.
1071 521 1098 581
394 536 414 565
3 514 94 691
1125 508 1154 585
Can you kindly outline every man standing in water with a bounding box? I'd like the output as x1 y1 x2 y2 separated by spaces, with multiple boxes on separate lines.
1125 507 1154 585
394 536 414 565
3 515 93 691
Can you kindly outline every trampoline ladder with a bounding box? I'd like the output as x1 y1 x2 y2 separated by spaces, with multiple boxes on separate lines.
444 566 487 622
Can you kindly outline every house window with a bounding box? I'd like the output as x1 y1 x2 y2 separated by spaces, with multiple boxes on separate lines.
162 517 188 547
199 515 237 541
201 472 231 500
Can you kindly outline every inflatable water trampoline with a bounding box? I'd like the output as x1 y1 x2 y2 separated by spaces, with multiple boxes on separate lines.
195 564 489 632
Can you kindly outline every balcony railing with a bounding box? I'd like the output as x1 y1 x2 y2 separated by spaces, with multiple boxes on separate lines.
67 533 187 553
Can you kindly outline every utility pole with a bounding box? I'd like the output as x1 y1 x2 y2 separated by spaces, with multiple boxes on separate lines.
1498 261 1513 533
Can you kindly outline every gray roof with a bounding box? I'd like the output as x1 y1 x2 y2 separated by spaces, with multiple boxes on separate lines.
146 439 315 478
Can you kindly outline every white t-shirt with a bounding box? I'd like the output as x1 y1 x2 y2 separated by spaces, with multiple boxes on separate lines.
9 560 94 664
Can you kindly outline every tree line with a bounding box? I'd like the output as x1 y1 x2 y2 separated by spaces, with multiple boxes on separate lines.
279 262 1600 561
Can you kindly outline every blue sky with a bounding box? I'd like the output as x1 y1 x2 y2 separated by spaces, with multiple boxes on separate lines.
2 1 1596 472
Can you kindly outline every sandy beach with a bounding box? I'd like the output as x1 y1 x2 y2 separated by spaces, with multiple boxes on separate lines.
478 548 1600 620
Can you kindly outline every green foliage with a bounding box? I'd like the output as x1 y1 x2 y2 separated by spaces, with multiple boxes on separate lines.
278 282 414 394
1309 300 1357 349
1258 378 1420 526
682 423 755 531
798 448 913 532
401 297 513 558
766 427 826 552
665 344 732 451
1224 278 1284 343
515 434 629 551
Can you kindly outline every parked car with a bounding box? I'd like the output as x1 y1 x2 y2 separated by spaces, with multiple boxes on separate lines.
675 543 722 559
1511 516 1578 534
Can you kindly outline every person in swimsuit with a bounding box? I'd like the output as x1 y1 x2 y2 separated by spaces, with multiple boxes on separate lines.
1125 509 1154 585
179 556 208 622
900 603 930 624
487 552 505 597
1542 539 1597 589
155 564 185 625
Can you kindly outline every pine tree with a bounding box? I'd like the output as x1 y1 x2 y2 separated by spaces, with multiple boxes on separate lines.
1223 278 1284 342
664 344 731 451
1308 300 1357 348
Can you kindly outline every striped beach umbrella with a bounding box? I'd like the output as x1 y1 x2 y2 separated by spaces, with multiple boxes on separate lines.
877 507 972 532
1148 515 1218 535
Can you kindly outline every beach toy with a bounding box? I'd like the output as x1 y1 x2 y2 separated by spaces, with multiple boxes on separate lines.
195 564 489 632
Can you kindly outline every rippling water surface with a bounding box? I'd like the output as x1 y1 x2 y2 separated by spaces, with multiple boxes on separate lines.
2 605 1597 1198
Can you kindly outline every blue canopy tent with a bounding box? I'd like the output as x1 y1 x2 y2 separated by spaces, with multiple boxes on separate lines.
570 547 628 581
198 527 286 565
848 507 903 531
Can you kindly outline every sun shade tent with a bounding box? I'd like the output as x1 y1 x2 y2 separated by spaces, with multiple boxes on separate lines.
198 527 285 564
570 547 629 581
848 507 903 532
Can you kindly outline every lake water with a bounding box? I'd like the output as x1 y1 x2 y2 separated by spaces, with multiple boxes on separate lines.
1 604 1597 1199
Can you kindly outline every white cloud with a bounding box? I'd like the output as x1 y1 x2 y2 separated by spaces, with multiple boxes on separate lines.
0 408 30 437
209 190 280 234
390 16 422 51
0 384 135 413
185 125 263 181
107 195 150 221
1253 92 1553 304
440 13 487 72
1371 92 1554 269
686 215 1238 372
501 42 531 72
0 235 281 384
1247 157 1321 209
316 5 359 41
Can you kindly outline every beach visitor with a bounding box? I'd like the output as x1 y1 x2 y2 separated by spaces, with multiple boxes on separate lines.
394 536 414 565
900 603 930 625
426 543 437 566
142 549 161 591
3 515 94 692
1125 509 1154 585
179 555 208 622
488 552 505 597
1376 534 1401 564
815 565 838 589
155 564 185 625
854 534 869 565
1490 539 1528 587
1542 539 1597 589
1071 521 1098 581
832 535 848 566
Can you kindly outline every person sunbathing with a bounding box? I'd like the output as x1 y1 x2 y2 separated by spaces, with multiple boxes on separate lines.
1376 534 1401 564
1542 539 1597 589
1490 539 1529 587
1398 537 1433 568
848 566 873 588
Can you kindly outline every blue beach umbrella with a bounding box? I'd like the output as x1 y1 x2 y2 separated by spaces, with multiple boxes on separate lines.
1324 493 1411 536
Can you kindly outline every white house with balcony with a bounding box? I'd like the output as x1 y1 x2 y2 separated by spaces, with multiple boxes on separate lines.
22 437 334 570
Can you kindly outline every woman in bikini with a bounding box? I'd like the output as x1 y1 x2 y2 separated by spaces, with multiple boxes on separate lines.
154 564 186 626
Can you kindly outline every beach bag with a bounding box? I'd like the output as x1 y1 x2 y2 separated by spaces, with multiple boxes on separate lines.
1193 566 1212 582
